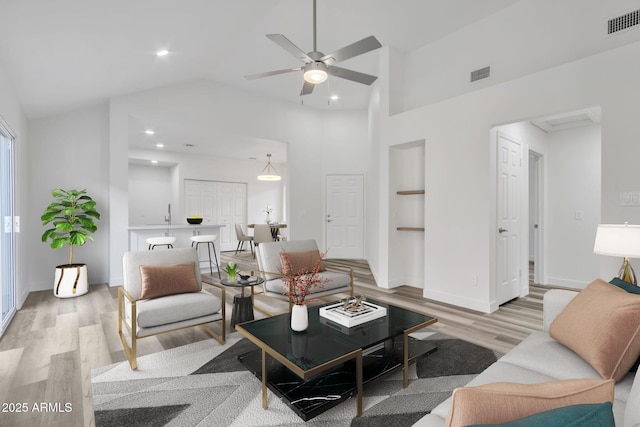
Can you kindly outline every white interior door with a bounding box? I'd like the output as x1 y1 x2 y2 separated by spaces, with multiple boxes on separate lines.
325 174 364 259
497 133 522 305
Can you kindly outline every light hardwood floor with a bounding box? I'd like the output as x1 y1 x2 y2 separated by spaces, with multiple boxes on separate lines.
0 251 550 427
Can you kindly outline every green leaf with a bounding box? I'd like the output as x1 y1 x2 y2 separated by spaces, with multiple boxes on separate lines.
50 237 68 249
55 222 74 231
69 232 86 246
41 228 56 242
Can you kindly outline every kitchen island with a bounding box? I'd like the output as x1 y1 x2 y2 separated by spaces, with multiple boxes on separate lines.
128 224 227 273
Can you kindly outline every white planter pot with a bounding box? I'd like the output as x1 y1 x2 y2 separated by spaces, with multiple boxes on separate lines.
290 304 309 332
54 264 88 298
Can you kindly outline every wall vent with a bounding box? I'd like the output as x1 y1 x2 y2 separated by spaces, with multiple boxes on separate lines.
608 9 640 34
470 66 490 82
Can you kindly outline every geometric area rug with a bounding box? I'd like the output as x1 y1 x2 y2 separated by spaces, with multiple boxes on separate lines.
91 330 502 426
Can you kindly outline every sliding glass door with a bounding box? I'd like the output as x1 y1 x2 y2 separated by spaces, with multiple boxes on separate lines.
0 120 15 336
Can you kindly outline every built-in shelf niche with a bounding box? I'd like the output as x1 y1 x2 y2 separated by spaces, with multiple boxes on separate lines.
389 139 426 288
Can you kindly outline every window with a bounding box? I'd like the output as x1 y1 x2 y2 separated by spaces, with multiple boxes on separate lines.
0 118 16 335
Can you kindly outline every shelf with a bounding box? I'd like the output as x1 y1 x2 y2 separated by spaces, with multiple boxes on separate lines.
396 190 425 195
396 227 425 231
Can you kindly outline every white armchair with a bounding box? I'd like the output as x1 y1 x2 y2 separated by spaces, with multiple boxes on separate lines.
118 248 226 369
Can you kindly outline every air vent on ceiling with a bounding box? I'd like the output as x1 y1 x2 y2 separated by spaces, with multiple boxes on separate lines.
470 66 490 82
608 9 639 34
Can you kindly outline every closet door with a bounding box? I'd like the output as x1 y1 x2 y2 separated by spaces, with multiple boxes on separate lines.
184 180 246 252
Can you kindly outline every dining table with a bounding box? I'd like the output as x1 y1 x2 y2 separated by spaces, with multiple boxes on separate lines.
247 223 287 240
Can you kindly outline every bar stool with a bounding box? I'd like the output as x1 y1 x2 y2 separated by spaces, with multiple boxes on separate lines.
146 236 176 250
190 235 221 279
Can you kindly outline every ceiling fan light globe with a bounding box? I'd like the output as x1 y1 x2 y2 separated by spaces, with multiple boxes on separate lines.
303 63 328 84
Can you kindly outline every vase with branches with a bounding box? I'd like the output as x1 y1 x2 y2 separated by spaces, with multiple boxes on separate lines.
281 254 327 331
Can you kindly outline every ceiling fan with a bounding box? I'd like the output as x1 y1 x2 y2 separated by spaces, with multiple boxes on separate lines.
244 0 382 96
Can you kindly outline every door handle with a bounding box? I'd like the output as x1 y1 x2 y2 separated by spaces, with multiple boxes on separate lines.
499 228 508 233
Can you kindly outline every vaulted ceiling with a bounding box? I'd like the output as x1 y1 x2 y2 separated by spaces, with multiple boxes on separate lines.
0 0 519 118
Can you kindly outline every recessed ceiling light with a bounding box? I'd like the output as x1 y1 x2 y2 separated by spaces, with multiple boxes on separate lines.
330 95 339 100
145 129 155 135
155 143 164 148
150 160 158 164
156 49 169 57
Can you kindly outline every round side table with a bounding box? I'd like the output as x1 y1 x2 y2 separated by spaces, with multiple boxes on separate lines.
220 277 265 327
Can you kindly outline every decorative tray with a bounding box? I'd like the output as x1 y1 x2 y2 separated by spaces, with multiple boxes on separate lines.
319 299 387 328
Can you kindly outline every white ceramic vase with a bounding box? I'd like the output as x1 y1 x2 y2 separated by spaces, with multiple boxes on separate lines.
291 304 309 332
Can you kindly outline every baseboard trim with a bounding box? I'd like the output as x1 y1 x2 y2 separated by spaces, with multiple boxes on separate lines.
423 288 492 313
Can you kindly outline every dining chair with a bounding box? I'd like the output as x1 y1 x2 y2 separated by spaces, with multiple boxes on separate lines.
234 223 254 255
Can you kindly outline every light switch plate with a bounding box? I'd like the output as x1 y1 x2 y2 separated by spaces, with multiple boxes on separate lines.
14 216 19 232
621 191 640 207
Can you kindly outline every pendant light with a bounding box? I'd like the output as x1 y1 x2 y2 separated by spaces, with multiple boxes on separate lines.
257 154 281 181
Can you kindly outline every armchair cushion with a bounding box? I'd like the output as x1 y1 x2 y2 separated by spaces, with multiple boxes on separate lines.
139 262 200 300
280 250 326 275
136 291 222 329
444 378 614 427
549 279 640 381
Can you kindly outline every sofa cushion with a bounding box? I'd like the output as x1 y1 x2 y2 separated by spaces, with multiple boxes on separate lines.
465 402 614 427
549 279 640 382
610 277 640 295
280 250 326 275
443 378 614 427
136 291 221 328
139 262 200 300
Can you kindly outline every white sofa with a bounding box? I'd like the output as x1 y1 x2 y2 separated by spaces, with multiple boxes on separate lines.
413 289 640 427
254 239 354 306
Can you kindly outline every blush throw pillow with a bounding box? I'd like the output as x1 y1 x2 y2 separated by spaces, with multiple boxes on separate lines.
549 278 640 381
280 250 326 275
444 378 614 427
139 262 200 300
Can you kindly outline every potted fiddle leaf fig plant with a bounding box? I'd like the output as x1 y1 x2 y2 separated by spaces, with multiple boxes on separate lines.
41 189 100 298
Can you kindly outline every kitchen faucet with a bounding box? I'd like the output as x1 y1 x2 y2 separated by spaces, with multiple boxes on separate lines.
164 203 171 225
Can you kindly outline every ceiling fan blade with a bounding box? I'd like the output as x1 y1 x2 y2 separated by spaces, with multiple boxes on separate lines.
320 35 382 66
300 80 315 96
327 66 378 85
267 34 314 64
244 67 302 80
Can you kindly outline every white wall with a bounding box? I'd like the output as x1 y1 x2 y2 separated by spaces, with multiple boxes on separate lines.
544 125 601 287
377 40 640 312
402 0 640 112
128 149 286 227
27 104 110 291
128 163 173 225
107 80 369 284
0 63 29 307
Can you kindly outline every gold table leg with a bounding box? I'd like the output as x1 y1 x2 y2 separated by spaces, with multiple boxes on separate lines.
262 349 268 409
356 350 363 416
403 332 409 388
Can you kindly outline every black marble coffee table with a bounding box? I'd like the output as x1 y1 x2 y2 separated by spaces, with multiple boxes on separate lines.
235 299 437 421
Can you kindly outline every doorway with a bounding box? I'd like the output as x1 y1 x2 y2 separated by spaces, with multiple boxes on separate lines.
528 151 543 285
325 174 364 259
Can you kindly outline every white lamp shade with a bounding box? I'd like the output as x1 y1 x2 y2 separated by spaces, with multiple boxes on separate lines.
593 224 640 258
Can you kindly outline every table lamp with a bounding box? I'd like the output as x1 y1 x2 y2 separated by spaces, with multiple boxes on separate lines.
593 223 640 285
